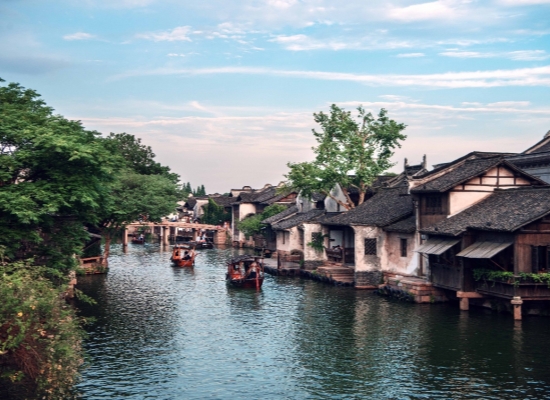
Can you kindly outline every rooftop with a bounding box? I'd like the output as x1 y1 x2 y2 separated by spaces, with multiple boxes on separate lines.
420 186 550 236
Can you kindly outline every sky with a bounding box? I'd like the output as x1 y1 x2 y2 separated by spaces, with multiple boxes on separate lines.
1 0 550 193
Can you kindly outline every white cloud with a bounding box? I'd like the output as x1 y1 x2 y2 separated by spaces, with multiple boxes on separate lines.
396 53 425 58
440 49 549 60
113 65 550 88
136 26 192 42
63 32 96 41
269 33 414 51
386 1 467 22
498 0 550 5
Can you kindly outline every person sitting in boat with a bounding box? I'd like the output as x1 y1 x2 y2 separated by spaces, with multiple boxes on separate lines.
183 251 191 260
138 234 144 240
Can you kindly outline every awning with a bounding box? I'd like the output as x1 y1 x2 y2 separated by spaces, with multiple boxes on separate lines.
456 241 513 259
415 238 460 255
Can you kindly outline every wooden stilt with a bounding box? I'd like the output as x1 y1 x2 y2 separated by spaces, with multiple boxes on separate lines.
511 296 523 320
123 228 128 247
459 297 469 311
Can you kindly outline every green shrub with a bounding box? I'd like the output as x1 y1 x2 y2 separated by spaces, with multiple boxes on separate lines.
0 261 85 399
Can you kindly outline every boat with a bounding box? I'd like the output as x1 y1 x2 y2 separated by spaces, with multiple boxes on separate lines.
226 255 264 289
171 243 196 267
190 236 214 249
131 236 145 244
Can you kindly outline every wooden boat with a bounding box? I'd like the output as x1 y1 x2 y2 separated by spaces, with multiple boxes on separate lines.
131 236 145 244
187 238 214 249
171 244 196 267
226 255 264 289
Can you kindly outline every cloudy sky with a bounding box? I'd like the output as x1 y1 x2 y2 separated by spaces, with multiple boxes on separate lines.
1 0 549 193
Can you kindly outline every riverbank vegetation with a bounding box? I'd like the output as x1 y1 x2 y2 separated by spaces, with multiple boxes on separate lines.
0 78 181 397
237 204 287 239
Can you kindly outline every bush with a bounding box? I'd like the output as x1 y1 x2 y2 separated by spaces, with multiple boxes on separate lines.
0 261 85 399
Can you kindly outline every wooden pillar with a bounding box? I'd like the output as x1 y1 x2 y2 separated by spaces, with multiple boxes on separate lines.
162 226 169 246
459 297 469 311
511 296 523 320
123 227 129 247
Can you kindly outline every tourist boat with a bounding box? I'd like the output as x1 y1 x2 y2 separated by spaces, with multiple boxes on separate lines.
131 236 145 244
226 255 264 289
191 237 214 249
171 244 196 267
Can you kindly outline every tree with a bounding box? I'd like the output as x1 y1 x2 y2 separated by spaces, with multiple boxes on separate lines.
0 79 116 271
104 132 179 183
285 105 406 210
236 204 287 239
201 198 231 225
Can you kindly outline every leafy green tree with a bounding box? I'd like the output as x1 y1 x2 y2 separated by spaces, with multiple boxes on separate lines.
285 105 406 210
0 79 116 271
237 204 287 239
104 133 179 183
201 198 231 225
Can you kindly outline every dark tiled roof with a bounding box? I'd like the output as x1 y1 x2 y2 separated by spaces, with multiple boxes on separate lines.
507 152 550 168
311 212 342 224
261 205 298 224
324 186 413 227
384 215 416 233
420 186 550 236
411 157 545 193
210 196 234 207
185 197 197 208
523 134 550 154
271 209 325 230
413 151 517 180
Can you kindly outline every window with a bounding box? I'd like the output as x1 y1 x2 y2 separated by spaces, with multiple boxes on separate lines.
281 231 285 244
364 238 377 255
400 238 407 257
531 245 550 273
425 196 443 215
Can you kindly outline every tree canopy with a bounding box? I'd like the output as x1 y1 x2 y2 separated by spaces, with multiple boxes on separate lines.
285 105 406 210
0 79 117 270
236 204 287 238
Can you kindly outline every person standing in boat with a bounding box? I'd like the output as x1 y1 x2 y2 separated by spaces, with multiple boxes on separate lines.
183 251 191 260
245 260 261 279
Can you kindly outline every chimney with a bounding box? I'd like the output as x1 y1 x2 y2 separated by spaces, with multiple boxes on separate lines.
422 154 427 168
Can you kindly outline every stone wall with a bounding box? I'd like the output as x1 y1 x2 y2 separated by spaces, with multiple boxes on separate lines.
379 272 448 303
355 270 383 289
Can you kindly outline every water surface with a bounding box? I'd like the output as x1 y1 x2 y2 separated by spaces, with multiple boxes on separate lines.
76 244 550 399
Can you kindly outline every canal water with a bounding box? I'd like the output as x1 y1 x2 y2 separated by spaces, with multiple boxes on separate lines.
76 244 550 399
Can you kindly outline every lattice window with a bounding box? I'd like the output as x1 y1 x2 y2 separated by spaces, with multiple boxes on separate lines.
425 196 443 215
364 238 377 255
400 238 407 257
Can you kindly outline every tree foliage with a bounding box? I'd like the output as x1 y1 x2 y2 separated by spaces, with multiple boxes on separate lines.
285 105 406 209
237 204 287 238
201 198 231 225
104 133 178 182
0 79 116 271
0 258 85 399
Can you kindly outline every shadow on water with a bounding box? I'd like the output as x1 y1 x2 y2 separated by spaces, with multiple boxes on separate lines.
76 245 550 399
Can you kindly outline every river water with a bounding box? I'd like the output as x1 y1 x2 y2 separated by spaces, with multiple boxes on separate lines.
76 244 550 399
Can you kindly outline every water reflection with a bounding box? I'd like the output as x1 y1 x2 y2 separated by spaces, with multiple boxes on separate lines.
77 245 550 399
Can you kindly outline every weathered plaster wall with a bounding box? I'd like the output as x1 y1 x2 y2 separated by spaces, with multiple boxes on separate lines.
303 223 326 269
384 232 418 275
275 227 302 254
236 203 257 243
353 226 384 272
325 185 347 212
297 193 317 213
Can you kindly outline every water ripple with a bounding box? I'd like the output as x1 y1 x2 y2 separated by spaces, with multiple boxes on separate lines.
76 245 550 399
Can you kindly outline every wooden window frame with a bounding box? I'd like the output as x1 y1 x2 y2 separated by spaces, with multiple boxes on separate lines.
400 238 407 258
364 238 377 255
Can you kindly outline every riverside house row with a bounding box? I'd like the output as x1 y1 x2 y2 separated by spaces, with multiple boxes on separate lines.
191 132 550 319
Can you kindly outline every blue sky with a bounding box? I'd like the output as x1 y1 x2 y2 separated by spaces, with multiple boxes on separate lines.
1 0 549 193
